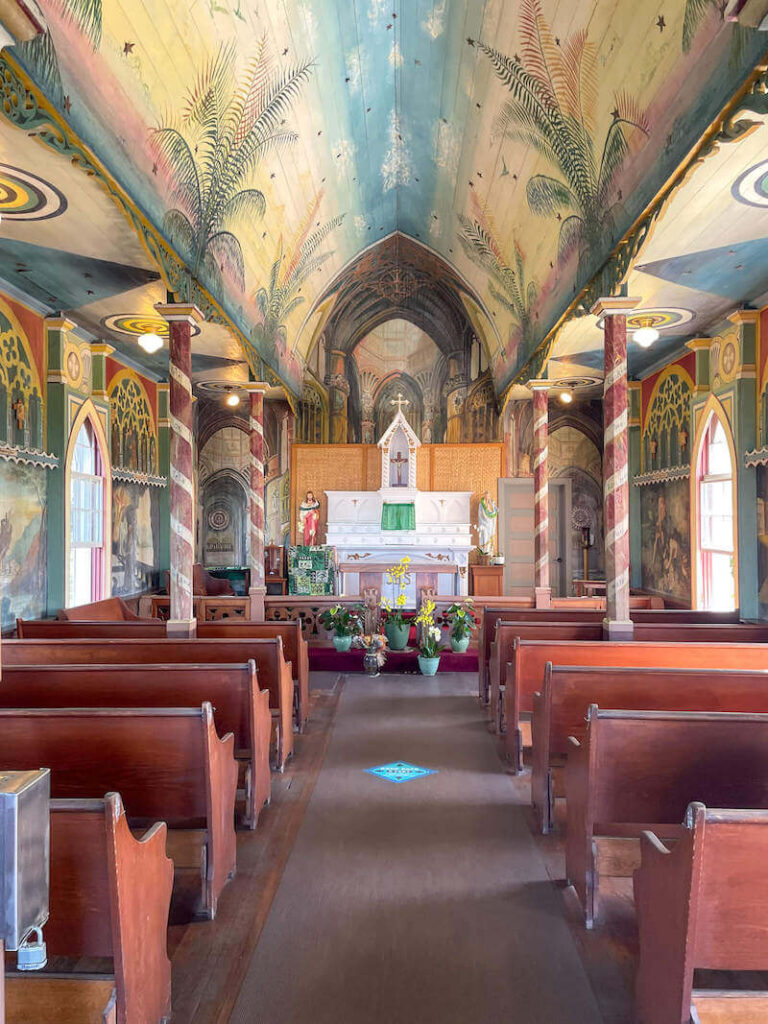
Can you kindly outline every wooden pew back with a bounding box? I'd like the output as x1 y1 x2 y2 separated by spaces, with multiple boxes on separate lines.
566 709 768 927
531 664 768 830
0 704 237 917
3 636 294 767
505 638 768 763
635 803 768 1024
0 661 270 827
17 619 167 638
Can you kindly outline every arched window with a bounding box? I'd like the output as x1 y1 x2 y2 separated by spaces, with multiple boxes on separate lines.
67 419 106 607
696 413 736 611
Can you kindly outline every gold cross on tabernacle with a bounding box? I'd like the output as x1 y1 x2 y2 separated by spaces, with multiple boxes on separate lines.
391 392 409 412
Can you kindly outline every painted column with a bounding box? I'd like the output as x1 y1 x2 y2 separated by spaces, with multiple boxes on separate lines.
628 382 642 589
326 350 350 444
592 296 637 639
156 382 171 576
729 310 759 619
246 381 270 620
155 302 203 637
529 381 551 607
44 317 76 615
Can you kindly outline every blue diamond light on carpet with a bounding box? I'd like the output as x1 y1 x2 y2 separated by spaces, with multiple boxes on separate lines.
365 761 437 783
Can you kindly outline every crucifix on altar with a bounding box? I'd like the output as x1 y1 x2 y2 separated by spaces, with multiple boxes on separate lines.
387 394 414 488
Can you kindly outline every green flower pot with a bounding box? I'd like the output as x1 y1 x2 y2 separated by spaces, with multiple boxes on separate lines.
450 636 470 653
418 655 440 676
333 634 353 652
385 621 410 651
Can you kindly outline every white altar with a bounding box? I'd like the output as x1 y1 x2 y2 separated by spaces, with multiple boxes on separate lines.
324 403 474 601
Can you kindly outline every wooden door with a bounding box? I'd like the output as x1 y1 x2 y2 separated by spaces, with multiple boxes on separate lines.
498 478 535 596
548 478 572 597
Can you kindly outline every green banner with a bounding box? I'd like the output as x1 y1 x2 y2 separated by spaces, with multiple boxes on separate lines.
381 502 416 531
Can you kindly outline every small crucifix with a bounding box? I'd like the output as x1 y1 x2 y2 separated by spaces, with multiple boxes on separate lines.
391 450 408 486
391 392 409 413
12 398 25 431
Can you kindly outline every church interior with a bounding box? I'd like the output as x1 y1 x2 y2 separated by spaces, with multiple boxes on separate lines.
3 0 768 1021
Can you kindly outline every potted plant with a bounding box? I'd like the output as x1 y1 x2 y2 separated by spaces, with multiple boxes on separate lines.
319 604 362 652
380 594 411 650
414 599 444 675
353 633 388 676
444 599 478 653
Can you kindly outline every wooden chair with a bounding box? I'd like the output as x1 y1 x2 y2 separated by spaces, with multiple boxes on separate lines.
635 803 768 1024
0 704 237 919
0 661 271 829
4 792 172 1024
565 708 768 928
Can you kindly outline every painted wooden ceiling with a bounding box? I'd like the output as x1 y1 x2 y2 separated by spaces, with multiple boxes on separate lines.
3 0 768 393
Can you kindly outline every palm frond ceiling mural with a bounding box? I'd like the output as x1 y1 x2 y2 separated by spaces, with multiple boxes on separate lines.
8 0 768 393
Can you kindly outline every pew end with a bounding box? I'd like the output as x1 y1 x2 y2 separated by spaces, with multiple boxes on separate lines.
691 992 768 1024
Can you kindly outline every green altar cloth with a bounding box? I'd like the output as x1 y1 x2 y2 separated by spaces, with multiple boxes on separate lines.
381 502 416 531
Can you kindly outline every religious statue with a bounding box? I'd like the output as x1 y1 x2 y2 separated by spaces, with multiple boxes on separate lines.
477 490 498 555
298 491 321 546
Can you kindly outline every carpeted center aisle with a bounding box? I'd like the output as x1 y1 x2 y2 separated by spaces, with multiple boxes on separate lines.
230 673 602 1024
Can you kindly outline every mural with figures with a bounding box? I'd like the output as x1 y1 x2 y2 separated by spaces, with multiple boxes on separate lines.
9 0 765 391
0 462 47 629
111 482 158 596
640 478 691 604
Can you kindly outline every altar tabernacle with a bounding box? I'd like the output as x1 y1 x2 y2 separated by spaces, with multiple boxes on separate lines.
325 405 474 599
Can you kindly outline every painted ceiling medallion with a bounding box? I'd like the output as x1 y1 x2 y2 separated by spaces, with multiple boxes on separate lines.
597 308 693 331
101 314 200 339
733 160 768 208
0 164 67 220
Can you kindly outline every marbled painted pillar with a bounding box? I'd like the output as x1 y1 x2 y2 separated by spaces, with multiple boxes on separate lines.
156 303 203 637
156 382 171 575
529 381 550 607
592 297 637 639
627 382 642 590
246 382 269 620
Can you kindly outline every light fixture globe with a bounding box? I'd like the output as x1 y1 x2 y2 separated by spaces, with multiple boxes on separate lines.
632 317 660 348
225 392 240 407
137 332 164 354
559 389 574 404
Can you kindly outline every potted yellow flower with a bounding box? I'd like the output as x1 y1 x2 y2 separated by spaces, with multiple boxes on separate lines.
381 556 412 650
414 599 444 675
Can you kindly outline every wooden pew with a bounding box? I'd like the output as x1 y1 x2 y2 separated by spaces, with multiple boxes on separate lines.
0 704 237 919
488 621 603 733
635 803 768 1024
4 637 294 770
16 619 309 733
196 621 309 733
533 664 768 832
0 661 271 829
476 605 740 702
17 619 167 638
56 596 151 621
565 708 768 928
504 639 768 766
5 792 173 1024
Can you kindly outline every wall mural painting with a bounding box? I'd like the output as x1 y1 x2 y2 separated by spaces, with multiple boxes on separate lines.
548 425 604 585
112 481 158 596
108 372 157 475
758 466 768 618
0 303 44 450
0 461 47 630
640 478 691 604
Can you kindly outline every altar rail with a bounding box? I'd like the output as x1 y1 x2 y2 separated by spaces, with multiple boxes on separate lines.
141 592 664 636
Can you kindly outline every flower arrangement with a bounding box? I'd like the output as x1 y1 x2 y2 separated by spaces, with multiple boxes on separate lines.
444 599 478 643
414 599 444 659
353 633 388 674
380 556 412 626
380 591 409 628
319 604 363 638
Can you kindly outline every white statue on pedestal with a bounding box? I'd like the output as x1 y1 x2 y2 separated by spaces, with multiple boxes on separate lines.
477 490 498 555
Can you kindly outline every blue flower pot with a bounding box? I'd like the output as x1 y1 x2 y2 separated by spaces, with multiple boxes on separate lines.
418 655 440 676
450 636 470 653
333 634 353 652
385 621 410 651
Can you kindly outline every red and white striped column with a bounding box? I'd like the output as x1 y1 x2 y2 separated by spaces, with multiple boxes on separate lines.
592 296 637 640
156 302 203 637
529 381 551 608
246 382 269 621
